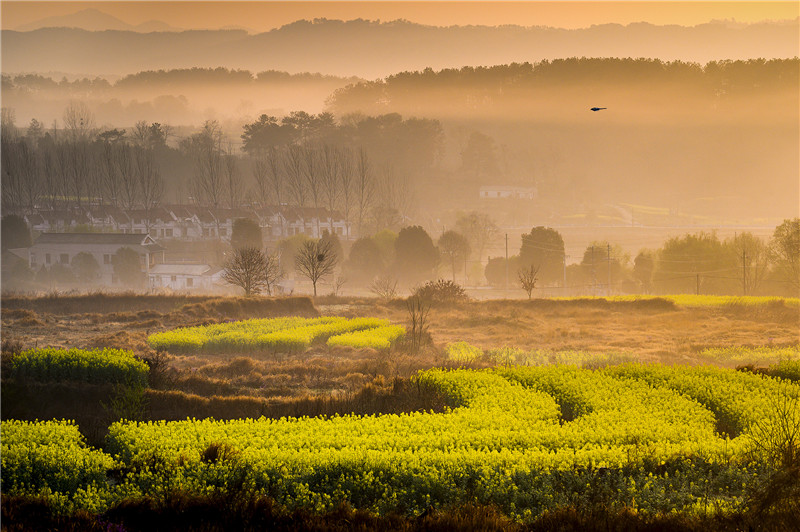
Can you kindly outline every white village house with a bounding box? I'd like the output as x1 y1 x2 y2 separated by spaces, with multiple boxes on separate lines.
479 185 537 200
28 232 164 285
148 263 224 291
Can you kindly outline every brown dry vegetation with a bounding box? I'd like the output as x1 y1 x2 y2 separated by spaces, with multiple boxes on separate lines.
325 297 800 365
3 294 797 438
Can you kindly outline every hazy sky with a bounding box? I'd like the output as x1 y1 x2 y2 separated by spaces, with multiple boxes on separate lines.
3 1 798 32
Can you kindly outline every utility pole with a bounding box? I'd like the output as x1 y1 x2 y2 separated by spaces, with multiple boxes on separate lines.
591 245 596 296
505 233 509 294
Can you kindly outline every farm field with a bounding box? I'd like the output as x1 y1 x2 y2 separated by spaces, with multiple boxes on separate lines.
1 293 799 530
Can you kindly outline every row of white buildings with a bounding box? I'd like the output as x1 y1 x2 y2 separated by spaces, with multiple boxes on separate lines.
23 204 352 243
9 204 351 292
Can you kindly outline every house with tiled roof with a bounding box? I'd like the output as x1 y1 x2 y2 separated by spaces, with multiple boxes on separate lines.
28 232 164 285
85 206 130 232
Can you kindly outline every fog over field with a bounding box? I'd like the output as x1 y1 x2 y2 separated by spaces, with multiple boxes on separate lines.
1 3 798 296
3 4 800 531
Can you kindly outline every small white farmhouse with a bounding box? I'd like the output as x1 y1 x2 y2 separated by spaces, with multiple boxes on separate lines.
148 264 224 291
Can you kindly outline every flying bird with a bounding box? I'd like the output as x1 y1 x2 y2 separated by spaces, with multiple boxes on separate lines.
590 107 607 112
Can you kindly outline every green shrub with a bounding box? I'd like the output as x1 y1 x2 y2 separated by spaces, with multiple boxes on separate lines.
9 348 148 386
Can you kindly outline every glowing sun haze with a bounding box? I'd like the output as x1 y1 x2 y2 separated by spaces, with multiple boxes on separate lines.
3 1 798 32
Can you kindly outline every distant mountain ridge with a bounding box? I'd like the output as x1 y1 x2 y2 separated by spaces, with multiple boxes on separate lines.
14 8 181 32
3 18 798 78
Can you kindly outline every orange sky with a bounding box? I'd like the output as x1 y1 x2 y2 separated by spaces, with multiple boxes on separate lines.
2 1 798 31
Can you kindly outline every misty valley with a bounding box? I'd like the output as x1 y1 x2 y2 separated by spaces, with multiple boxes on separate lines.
1 6 799 532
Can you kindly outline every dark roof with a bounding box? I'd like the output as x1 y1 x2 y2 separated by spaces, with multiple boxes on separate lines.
34 232 157 246
167 206 197 220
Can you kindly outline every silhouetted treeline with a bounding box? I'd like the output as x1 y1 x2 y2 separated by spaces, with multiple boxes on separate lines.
1 68 359 93
327 58 800 118
1 68 362 126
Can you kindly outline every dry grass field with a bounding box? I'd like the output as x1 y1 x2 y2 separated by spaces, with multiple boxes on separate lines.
3 294 797 433
328 297 799 364
4 294 798 379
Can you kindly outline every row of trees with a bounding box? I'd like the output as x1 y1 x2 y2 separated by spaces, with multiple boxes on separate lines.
2 104 167 216
224 217 798 298
486 221 799 297
2 105 441 239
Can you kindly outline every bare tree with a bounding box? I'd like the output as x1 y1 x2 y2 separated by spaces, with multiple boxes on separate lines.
0 137 22 212
18 140 42 212
284 144 307 207
99 141 121 207
224 151 244 209
518 264 541 299
438 230 470 282
117 144 139 213
265 147 285 207
332 275 347 296
251 147 287 235
63 140 92 208
730 232 770 295
320 144 341 234
134 147 164 234
223 247 269 296
455 212 499 262
375 163 414 230
1 108 17 139
369 274 398 300
53 143 72 207
338 146 355 239
130 121 151 148
295 238 339 296
62 101 95 143
264 252 283 296
302 145 322 236
355 146 374 237
40 141 60 209
406 295 431 354
252 155 271 206
184 120 224 209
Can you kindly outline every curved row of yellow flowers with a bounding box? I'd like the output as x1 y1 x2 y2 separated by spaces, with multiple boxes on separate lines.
2 364 797 518
147 317 405 353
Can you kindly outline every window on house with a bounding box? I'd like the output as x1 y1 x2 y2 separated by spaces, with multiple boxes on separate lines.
104 254 111 265
165 229 173 237
45 254 51 264
171 275 177 283
219 227 227 237
186 278 193 288
60 254 69 264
